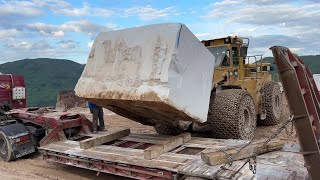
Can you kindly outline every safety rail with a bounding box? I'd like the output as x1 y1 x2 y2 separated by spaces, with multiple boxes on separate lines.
244 55 265 80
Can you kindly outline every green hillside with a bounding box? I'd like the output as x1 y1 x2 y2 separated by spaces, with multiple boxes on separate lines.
0 58 84 107
262 55 320 74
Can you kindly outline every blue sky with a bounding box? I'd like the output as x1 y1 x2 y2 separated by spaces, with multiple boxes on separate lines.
0 0 319 63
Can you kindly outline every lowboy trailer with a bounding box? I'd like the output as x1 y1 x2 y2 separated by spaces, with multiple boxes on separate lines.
38 131 307 180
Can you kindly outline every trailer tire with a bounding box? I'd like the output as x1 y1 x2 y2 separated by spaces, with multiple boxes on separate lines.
0 131 14 162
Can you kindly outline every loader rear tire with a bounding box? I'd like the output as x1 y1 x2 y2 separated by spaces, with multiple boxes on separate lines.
154 122 183 136
0 131 14 162
208 89 256 140
259 81 282 126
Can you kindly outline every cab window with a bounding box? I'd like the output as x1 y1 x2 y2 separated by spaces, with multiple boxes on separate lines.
207 46 230 67
222 50 230 67
232 47 239 66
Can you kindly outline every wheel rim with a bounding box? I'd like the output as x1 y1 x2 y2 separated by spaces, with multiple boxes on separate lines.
0 138 7 155
240 95 255 139
273 94 281 119
243 107 252 133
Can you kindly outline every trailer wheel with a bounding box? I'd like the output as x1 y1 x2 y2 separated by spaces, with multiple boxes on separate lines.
0 131 14 162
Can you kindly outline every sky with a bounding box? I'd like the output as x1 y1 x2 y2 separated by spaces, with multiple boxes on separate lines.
0 0 319 63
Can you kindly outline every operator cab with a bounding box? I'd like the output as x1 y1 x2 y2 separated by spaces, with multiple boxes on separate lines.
202 36 273 80
201 36 249 68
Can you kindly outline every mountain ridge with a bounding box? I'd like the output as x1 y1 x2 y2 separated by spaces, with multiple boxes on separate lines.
0 58 85 107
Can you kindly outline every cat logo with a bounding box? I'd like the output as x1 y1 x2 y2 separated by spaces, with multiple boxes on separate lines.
0 83 10 89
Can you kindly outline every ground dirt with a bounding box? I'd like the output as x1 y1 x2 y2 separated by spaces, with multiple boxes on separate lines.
0 95 297 180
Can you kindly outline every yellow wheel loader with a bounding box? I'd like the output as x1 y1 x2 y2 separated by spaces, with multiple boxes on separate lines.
155 36 283 139
200 36 283 139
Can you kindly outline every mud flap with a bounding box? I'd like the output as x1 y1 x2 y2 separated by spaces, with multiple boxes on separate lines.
0 123 35 161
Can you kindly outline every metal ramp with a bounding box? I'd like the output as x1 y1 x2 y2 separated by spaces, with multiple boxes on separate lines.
271 46 320 179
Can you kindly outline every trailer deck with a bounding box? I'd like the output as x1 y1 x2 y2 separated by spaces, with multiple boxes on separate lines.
39 131 307 180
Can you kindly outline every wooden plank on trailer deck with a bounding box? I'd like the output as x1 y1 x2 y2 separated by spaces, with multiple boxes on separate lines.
41 139 195 164
54 140 79 147
144 133 191 160
40 143 185 172
183 144 240 150
121 133 173 144
79 129 130 149
187 138 249 146
183 138 249 150
92 146 193 164
201 139 284 166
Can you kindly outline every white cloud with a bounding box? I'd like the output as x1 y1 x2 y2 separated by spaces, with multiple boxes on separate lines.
123 5 175 20
23 20 112 38
242 0 313 5
58 40 78 49
205 0 320 29
25 23 64 37
0 1 115 62
93 8 114 17
61 20 112 37
213 0 240 7
1 39 87 62
0 0 113 19
87 41 93 48
0 29 19 39
33 1 113 17
202 0 320 56
52 3 90 17
195 33 214 40
6 41 33 50
53 30 64 37
0 1 43 18
32 0 70 8
0 0 43 28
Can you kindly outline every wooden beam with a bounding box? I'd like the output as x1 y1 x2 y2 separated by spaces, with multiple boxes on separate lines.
144 133 191 160
80 129 130 149
201 139 284 166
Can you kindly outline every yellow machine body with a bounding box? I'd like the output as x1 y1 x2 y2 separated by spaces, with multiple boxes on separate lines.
202 36 273 115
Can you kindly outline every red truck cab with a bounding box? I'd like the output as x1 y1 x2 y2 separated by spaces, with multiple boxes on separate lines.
0 74 26 109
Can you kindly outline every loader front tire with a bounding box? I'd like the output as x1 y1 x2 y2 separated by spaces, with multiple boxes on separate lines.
208 89 256 140
259 81 282 126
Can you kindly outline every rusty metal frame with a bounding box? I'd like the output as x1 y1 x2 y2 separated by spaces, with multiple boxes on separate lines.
9 108 93 146
271 46 320 179
41 151 176 180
